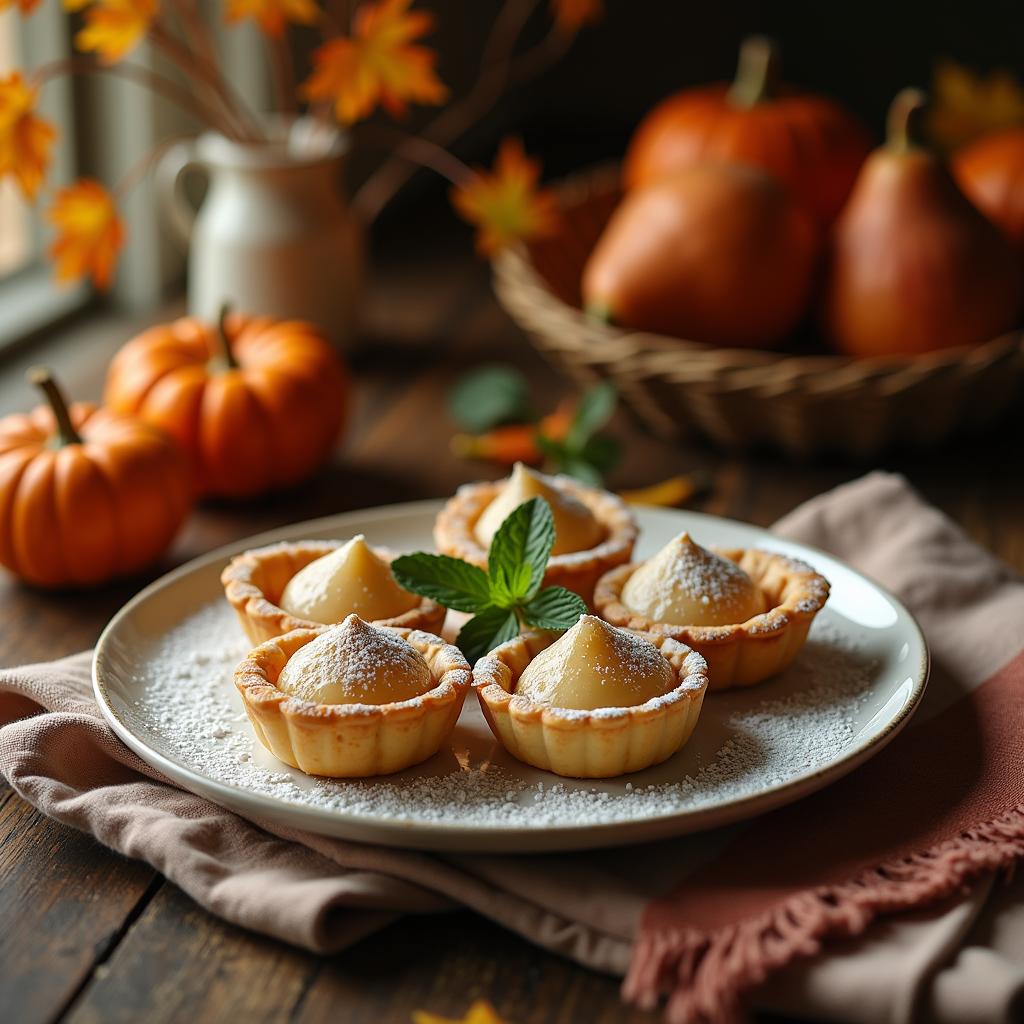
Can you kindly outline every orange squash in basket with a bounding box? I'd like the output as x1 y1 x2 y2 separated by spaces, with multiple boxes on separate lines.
0 369 191 587
953 128 1024 255
623 36 871 224
104 311 349 498
582 163 819 348
822 90 1021 358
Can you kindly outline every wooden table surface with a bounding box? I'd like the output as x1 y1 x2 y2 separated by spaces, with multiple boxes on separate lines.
2 217 1023 1024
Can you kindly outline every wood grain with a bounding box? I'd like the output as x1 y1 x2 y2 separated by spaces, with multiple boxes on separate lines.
0 206 1022 1023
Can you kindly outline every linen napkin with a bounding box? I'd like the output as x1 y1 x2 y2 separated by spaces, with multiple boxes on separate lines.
2 471 1023 1024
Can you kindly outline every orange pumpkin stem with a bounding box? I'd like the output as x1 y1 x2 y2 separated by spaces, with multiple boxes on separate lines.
727 36 781 109
210 302 239 371
27 367 82 447
887 88 929 153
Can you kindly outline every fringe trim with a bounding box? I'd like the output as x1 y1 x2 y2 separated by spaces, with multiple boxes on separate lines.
621 803 1024 1024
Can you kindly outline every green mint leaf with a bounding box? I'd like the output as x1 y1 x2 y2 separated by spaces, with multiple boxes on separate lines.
456 605 521 662
489 562 533 609
487 496 555 602
566 382 616 451
521 587 588 630
391 553 491 613
448 365 534 433
535 433 569 472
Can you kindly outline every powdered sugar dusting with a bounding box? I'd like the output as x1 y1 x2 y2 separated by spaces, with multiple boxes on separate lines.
115 596 890 831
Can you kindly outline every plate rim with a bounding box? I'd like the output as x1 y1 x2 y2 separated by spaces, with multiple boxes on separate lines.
92 500 930 850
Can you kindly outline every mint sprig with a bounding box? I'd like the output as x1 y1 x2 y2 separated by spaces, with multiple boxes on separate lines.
391 497 588 662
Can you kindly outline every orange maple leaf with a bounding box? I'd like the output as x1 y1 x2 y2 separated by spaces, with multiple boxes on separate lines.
224 0 319 38
451 138 560 257
550 0 602 33
0 0 42 14
74 0 157 64
0 72 57 201
929 59 1024 152
302 0 447 124
47 179 125 290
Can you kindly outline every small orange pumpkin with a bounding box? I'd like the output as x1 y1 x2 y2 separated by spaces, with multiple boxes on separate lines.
623 36 871 225
104 310 349 498
953 128 1024 254
0 368 192 587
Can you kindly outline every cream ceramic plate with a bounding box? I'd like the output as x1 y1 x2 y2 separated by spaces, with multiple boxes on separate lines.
94 501 928 853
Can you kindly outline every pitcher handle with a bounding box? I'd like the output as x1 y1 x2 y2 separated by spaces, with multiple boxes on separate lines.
156 140 203 248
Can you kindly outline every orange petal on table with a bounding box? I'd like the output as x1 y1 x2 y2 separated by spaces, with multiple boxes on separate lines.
74 0 157 63
549 0 602 33
301 0 447 125
412 999 510 1024
223 0 318 37
618 473 709 508
0 72 57 201
46 179 125 291
450 138 560 257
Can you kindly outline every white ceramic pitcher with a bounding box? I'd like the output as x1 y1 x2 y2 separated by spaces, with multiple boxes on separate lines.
157 118 363 350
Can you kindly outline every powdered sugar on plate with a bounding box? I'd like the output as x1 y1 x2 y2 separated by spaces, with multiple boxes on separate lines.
121 597 881 830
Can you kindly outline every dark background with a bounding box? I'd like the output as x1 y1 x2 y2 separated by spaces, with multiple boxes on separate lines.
350 0 1024 218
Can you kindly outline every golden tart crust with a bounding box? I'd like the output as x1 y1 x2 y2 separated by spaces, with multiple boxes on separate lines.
222 540 445 645
235 625 471 777
434 475 638 604
473 630 708 778
594 548 830 690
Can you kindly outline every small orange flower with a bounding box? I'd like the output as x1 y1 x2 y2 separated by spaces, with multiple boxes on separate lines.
47 179 125 290
451 138 559 257
74 0 158 64
413 1000 509 1024
302 0 447 124
224 0 319 37
550 0 602 33
0 72 57 201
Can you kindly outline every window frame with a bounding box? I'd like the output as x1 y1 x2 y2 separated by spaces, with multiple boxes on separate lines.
0 2 90 353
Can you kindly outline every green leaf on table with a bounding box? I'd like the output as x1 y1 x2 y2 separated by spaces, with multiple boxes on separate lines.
566 381 617 450
448 365 534 433
521 586 588 630
456 605 521 663
390 553 491 613
487 496 554 602
536 382 620 485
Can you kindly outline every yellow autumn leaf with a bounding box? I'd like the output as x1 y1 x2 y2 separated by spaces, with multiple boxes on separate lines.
224 0 318 38
550 0 602 34
451 138 560 257
0 72 57 201
929 59 1024 152
413 999 510 1024
618 473 708 508
47 178 125 290
302 0 447 124
75 0 157 64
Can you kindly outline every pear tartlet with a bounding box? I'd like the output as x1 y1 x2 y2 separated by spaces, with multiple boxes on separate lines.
222 534 445 644
434 463 638 603
473 615 708 778
594 532 829 689
234 615 471 777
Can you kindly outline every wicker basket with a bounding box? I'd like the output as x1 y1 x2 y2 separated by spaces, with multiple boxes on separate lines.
493 165 1024 458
